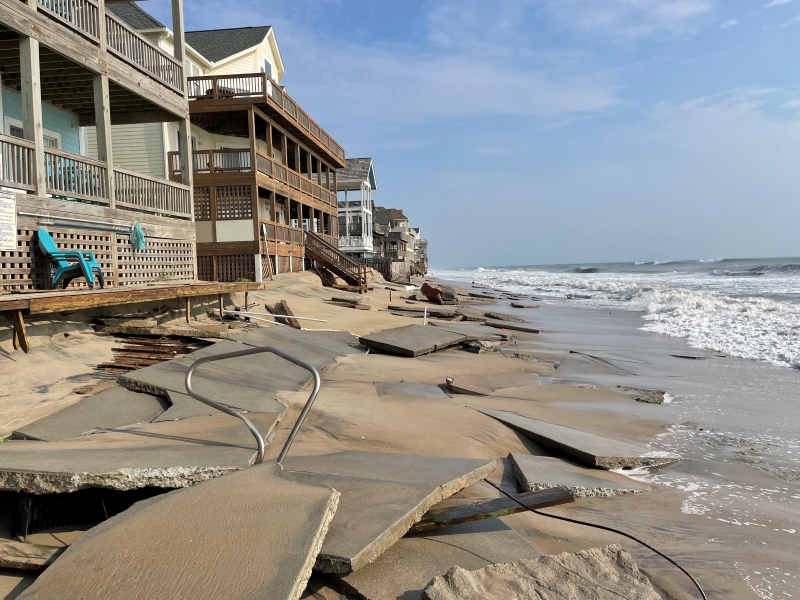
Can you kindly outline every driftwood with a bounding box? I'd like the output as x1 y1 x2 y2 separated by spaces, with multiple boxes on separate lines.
270 301 302 329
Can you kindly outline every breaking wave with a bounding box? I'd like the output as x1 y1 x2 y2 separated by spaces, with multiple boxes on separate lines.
432 261 800 369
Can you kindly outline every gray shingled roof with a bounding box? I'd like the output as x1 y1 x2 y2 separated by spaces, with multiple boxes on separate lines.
338 158 372 180
185 27 272 63
107 2 165 30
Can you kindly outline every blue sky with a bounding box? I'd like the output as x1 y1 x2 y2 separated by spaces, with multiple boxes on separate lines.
148 0 800 267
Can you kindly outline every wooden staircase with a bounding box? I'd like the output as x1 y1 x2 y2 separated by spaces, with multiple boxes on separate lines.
304 231 368 290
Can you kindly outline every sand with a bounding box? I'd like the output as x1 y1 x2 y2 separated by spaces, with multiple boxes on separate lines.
2 271 795 599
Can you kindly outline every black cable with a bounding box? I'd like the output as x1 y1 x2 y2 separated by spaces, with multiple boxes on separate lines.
484 479 708 600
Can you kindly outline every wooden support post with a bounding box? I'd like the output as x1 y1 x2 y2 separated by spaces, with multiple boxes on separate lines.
186 296 191 323
267 123 273 159
12 310 30 354
19 36 46 198
93 75 115 207
218 294 224 320
245 291 249 308
281 133 288 166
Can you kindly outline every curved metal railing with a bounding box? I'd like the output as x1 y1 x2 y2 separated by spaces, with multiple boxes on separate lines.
184 346 321 466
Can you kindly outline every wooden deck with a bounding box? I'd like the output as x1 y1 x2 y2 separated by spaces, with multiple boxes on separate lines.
0 280 263 316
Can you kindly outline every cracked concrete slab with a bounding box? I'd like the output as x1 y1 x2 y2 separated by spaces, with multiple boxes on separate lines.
477 409 681 470
358 325 466 357
338 519 542 600
282 451 496 574
447 371 540 396
120 327 356 421
0 412 282 494
483 319 540 334
374 382 449 399
18 462 340 600
510 453 651 498
430 322 510 342
422 544 662 600
12 387 170 441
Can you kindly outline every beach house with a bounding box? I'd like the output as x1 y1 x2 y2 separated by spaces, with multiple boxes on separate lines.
0 0 196 291
336 157 377 258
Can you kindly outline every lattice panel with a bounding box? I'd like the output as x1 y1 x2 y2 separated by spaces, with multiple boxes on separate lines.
216 185 252 220
197 255 214 281
116 234 195 285
194 187 211 221
215 254 255 282
1 227 113 291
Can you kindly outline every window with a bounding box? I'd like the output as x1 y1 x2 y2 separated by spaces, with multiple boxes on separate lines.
176 132 198 151
262 60 272 78
5 117 60 149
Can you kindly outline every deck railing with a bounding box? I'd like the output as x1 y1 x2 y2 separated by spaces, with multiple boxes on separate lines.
169 150 337 207
339 235 374 251
105 11 184 94
114 167 192 219
0 134 36 192
25 0 183 93
260 221 304 245
187 73 345 162
44 147 108 202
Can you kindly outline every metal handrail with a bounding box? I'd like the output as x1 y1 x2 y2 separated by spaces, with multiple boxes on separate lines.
184 346 321 466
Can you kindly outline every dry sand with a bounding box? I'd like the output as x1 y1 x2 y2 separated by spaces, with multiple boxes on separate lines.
0 271 783 599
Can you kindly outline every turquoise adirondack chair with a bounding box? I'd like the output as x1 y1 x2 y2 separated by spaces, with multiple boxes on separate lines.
36 228 105 289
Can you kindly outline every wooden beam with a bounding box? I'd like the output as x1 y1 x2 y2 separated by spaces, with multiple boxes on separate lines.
12 310 30 354
93 74 115 208
19 35 46 197
409 488 575 534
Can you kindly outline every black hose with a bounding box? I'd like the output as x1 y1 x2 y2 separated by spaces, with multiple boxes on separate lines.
483 479 708 600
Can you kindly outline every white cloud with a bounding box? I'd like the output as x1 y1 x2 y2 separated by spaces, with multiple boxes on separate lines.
765 0 793 7
780 13 800 25
720 19 737 29
780 99 800 108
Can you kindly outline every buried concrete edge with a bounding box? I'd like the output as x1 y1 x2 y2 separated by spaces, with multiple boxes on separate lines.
291 489 341 600
314 459 498 574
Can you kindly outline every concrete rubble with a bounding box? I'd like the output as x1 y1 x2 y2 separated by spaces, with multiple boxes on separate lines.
478 409 681 469
483 319 540 334
358 324 466 357
422 544 662 600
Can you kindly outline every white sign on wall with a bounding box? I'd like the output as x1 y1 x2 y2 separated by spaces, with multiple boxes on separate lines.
0 191 17 252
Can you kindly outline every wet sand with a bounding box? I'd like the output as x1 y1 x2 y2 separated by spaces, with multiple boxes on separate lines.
2 271 797 599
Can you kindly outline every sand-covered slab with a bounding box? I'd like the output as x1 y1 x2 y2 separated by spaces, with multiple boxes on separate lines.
12 387 169 441
282 451 496 573
338 519 542 600
510 453 650 498
358 325 466 357
447 371 540 396
18 463 340 600
120 327 355 421
422 544 662 600
0 540 62 571
555 354 630 376
0 412 282 494
478 409 680 469
431 322 511 341
483 319 540 334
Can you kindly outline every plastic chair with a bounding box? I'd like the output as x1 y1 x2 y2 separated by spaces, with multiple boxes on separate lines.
36 228 105 289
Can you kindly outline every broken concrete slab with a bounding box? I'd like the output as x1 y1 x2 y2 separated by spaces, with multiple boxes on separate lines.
617 386 669 404
388 306 459 318
556 354 630 376
338 519 542 600
0 540 62 571
477 409 681 470
0 412 283 494
510 303 539 309
282 451 496 574
460 340 503 354
19 462 339 600
358 325 466 357
374 382 449 399
120 326 355 420
483 311 525 323
447 371 540 396
510 453 650 498
483 319 540 334
454 308 489 322
12 387 170 442
422 544 662 600
430 322 511 341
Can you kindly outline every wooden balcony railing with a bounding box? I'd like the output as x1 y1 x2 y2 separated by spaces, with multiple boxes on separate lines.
186 73 345 162
105 11 184 94
260 220 304 245
169 149 338 207
115 167 192 219
0 134 35 192
26 0 183 93
44 147 108 202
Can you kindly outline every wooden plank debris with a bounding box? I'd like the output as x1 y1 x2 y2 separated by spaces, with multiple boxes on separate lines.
409 488 574 533
270 300 302 329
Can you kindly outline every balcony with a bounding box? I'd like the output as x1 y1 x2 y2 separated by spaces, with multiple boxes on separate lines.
21 0 184 94
1 134 192 219
339 235 374 253
185 73 344 164
167 148 338 209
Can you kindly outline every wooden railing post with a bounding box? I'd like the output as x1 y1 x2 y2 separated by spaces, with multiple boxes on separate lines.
93 74 115 206
19 35 46 197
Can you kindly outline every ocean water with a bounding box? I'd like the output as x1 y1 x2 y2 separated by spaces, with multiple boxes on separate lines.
433 258 800 369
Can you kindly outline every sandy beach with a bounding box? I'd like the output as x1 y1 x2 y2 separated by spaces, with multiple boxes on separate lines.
2 271 797 599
